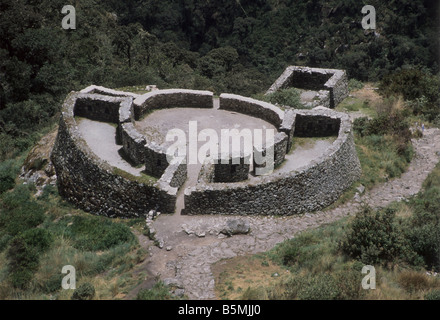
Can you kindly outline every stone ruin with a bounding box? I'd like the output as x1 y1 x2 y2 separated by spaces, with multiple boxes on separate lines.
266 65 349 109
50 67 360 218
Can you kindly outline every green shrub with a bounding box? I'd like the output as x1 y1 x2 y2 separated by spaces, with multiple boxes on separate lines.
353 117 370 137
425 289 440 300
334 267 365 300
405 188 440 270
136 281 174 300
0 185 51 288
56 215 135 252
339 206 409 266
0 184 45 236
0 234 12 252
71 282 95 300
284 274 340 300
38 184 58 201
0 100 54 132
41 273 64 294
422 164 440 189
386 162 402 179
365 134 386 149
417 187 440 216
9 267 36 290
299 274 340 300
406 96 429 116
21 228 53 254
379 69 440 121
264 88 303 109
379 69 437 102
280 243 301 266
273 233 319 267
394 163 440 270
6 228 53 289
354 112 411 143
348 79 364 91
0 183 32 208
0 159 21 194
7 236 40 289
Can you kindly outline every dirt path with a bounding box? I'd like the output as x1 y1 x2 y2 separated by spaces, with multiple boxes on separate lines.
127 127 440 300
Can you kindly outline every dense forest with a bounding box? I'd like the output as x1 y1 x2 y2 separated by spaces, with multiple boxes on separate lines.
1 0 439 160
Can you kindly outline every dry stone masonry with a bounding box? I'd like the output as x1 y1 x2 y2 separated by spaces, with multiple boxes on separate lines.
133 89 213 120
213 153 251 183
51 66 359 217
266 66 349 109
51 92 180 217
219 93 284 127
183 108 361 215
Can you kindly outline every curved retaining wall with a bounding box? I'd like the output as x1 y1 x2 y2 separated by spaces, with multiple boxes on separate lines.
144 144 169 178
217 93 290 174
121 89 214 177
219 93 284 128
183 109 361 215
157 156 187 190
133 89 214 120
51 92 183 217
52 87 360 217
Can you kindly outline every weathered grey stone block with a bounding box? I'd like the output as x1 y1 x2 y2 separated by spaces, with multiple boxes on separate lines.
220 219 250 236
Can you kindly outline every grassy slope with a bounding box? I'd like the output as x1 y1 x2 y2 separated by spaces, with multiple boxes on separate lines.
213 86 440 300
0 182 151 300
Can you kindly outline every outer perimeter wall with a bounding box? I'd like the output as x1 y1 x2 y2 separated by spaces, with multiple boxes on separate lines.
183 109 361 216
51 92 180 217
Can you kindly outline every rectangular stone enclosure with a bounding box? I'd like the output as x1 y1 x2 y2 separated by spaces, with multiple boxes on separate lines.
266 66 349 109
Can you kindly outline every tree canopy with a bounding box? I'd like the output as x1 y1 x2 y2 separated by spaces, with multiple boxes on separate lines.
0 0 439 159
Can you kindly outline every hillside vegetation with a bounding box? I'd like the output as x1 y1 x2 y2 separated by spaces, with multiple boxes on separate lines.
1 0 439 159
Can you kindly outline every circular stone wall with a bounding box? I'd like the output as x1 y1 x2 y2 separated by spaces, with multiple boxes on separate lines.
51 87 361 218
183 99 361 215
